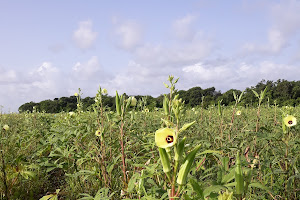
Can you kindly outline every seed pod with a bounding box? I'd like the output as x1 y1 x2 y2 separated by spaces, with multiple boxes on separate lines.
158 148 171 173
163 95 169 116
175 137 186 162
235 151 244 195
177 144 201 185
115 91 121 116
218 100 222 116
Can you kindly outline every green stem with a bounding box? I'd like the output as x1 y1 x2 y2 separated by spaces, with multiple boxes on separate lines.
0 150 9 200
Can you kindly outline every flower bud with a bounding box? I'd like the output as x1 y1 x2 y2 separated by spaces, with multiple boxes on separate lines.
130 96 137 107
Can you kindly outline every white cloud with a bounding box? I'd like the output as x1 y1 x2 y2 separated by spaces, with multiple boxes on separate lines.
182 62 232 82
36 62 58 76
271 0 300 36
0 62 69 112
72 56 102 81
243 0 300 55
134 34 213 68
105 17 215 96
26 62 66 97
112 20 142 50
73 20 98 49
243 28 286 54
69 56 113 97
181 60 300 92
0 67 17 83
172 14 197 41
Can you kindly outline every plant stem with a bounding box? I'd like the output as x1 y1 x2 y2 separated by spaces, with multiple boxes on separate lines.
0 150 9 200
120 121 127 185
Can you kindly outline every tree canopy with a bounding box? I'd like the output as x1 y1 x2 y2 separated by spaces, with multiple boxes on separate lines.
18 79 300 113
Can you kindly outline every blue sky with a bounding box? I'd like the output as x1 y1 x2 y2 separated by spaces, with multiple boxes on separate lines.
1 0 300 112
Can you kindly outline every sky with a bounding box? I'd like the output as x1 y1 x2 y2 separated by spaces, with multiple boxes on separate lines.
1 0 300 112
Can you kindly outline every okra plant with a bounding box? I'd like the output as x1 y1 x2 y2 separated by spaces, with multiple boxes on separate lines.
155 76 201 199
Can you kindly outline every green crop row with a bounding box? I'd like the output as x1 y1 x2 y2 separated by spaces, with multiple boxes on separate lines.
0 77 299 200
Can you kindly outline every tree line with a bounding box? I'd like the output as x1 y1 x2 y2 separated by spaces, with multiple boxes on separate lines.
18 79 300 113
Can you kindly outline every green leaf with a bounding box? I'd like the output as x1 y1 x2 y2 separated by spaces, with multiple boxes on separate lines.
183 194 193 200
249 182 271 192
198 150 221 155
190 179 205 199
261 86 268 100
39 189 60 200
179 121 196 133
221 168 235 184
233 91 237 101
127 173 139 193
203 185 227 197
238 91 244 102
252 90 259 98
224 182 236 188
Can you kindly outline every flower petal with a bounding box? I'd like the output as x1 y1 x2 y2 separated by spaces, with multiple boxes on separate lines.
284 115 297 127
155 128 177 148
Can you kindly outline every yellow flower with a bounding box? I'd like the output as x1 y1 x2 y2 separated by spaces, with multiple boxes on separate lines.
236 110 241 116
74 92 78 96
95 130 101 137
283 115 297 127
3 124 9 131
155 128 177 148
144 108 149 112
101 88 108 95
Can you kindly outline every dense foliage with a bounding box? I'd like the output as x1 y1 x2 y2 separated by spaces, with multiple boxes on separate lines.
1 77 299 200
18 79 300 113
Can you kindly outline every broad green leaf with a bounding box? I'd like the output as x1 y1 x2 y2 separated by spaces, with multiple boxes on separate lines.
249 182 271 192
221 168 235 184
203 185 227 197
190 179 205 199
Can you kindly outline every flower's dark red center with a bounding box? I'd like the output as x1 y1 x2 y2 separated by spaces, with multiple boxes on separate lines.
288 120 293 125
166 135 174 143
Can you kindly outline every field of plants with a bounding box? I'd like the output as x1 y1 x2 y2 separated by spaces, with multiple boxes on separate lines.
0 76 299 200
